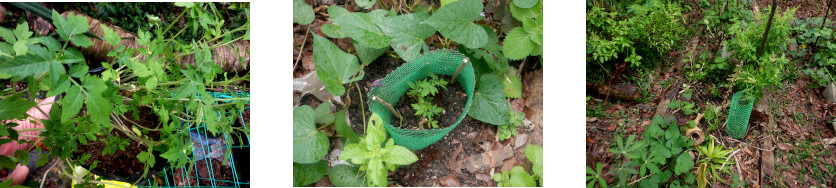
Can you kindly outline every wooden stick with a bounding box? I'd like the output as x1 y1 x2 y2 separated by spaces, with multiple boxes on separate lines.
814 0 833 48
756 0 777 59
451 58 469 84
372 96 402 124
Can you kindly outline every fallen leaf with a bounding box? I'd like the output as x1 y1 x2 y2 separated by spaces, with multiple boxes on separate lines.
511 98 525 112
463 147 514 172
438 175 460 187
514 134 529 149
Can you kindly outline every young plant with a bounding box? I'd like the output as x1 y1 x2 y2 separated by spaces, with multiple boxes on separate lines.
406 72 448 129
695 137 735 188
497 109 525 141
494 144 543 187
339 113 419 187
586 162 608 188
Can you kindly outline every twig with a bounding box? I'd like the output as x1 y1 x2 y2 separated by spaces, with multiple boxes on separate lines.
756 0 777 59
293 26 311 72
450 58 469 84
372 95 402 125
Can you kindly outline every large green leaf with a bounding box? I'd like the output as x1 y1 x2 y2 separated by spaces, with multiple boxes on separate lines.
292 0 314 25
293 105 329 163
356 0 375 9
513 0 540 9
332 10 391 49
509 0 542 22
0 96 37 120
82 75 112 127
526 145 543 180
383 143 418 165
293 160 328 187
380 12 435 62
468 74 510 125
61 85 84 123
509 166 537 186
329 164 366 187
353 39 387 66
674 152 694 175
0 55 54 79
424 0 487 49
321 6 350 39
502 27 536 60
315 102 335 124
499 72 522 98
313 34 362 96
366 113 386 147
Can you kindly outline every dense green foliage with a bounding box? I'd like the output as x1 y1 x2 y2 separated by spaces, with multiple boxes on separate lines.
608 115 696 187
339 113 419 187
406 72 448 129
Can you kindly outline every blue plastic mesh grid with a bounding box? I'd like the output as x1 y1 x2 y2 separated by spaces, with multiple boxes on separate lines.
140 91 250 187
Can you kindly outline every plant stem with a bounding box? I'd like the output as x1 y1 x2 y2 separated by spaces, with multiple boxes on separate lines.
357 82 366 128
372 96 402 126
161 6 189 37
293 26 311 71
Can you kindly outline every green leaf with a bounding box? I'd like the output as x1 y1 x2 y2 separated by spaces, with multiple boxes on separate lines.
46 75 70 97
132 61 152 78
145 77 158 92
525 145 543 179
353 39 387 66
523 13 543 45
498 73 522 98
61 85 84 123
321 6 350 38
339 141 370 164
509 0 542 22
513 0 540 9
137 150 155 166
70 34 93 48
159 146 182 162
383 143 418 165
51 10 70 40
334 110 359 140
440 0 459 7
424 0 488 49
356 0 375 9
366 113 386 147
509 166 537 186
13 40 28 56
315 102 335 124
468 74 510 125
330 164 366 187
0 55 54 79
293 0 314 25
68 64 88 78
502 27 536 60
313 34 362 96
367 158 387 187
0 96 37 120
293 105 329 163
171 81 197 100
674 152 694 175
293 160 328 187
67 13 90 36
380 12 435 62
332 10 392 49
101 24 121 47
58 48 85 64
174 2 194 8
0 27 16 44
85 92 112 127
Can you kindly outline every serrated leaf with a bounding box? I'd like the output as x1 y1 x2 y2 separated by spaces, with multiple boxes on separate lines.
380 12 435 62
68 64 88 78
70 34 93 48
101 24 121 47
353 40 387 66
293 105 329 163
524 14 543 45
333 10 392 49
61 85 84 123
329 164 366 187
172 81 197 100
145 77 158 92
293 0 314 25
366 113 386 147
498 73 522 98
46 75 70 97
13 41 28 56
367 158 387 187
503 27 536 60
159 146 182 162
313 34 362 96
67 13 90 36
513 0 539 9
293 160 328 186
509 0 542 22
383 144 418 165
0 55 54 79
132 61 152 77
356 0 375 9
84 76 112 127
339 142 369 164
57 48 85 64
0 27 16 44
674 152 694 175
424 0 488 49
0 96 37 120
51 10 71 40
174 2 194 8
468 74 510 125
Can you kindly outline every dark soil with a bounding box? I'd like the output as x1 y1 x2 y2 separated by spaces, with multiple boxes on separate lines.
395 75 467 130
754 0 836 20
232 107 251 183
346 57 402 134
171 159 239 187
74 105 166 184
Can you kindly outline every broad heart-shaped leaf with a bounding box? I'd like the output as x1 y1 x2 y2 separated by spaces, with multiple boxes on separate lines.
468 74 510 125
367 158 387 187
380 12 435 62
315 102 335 124
525 145 543 179
294 105 330 164
0 54 54 79
509 0 542 22
498 72 522 98
313 34 362 96
0 96 37 120
61 85 84 123
509 166 537 187
353 40 387 66
382 142 418 165
293 0 314 25
329 164 366 187
355 0 375 9
513 0 540 9
674 152 694 175
321 5 350 39
293 160 328 187
424 0 488 49
333 10 392 49
503 27 536 60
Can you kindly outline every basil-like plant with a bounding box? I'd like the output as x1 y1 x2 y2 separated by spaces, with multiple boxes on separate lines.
339 113 419 187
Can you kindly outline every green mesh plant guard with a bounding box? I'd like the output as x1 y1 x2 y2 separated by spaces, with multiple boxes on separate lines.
367 49 475 150
726 91 754 139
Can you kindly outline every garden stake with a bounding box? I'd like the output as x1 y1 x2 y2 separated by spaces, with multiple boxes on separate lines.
372 95 403 126
450 58 468 84
756 0 777 59
814 0 833 48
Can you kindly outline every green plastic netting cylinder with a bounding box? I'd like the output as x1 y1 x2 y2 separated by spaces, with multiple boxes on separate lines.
367 49 475 150
726 91 754 139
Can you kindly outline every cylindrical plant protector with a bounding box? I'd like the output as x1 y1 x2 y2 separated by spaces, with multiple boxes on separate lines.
726 91 754 139
367 50 475 150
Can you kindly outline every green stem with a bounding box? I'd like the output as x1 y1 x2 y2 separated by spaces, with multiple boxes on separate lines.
161 6 189 37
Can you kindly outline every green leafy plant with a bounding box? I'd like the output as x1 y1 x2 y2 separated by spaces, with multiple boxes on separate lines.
586 162 608 188
339 113 419 187
695 137 735 188
503 0 542 60
494 144 543 187
497 109 525 141
406 72 447 129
